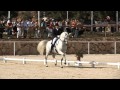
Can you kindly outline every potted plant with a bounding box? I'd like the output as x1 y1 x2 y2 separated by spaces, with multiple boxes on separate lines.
75 50 84 61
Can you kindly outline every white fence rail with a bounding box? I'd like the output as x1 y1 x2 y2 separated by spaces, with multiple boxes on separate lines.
0 57 120 69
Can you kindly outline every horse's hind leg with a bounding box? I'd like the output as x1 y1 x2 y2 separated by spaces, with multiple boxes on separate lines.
64 53 67 65
57 51 65 68
52 54 57 66
44 52 49 67
44 55 48 67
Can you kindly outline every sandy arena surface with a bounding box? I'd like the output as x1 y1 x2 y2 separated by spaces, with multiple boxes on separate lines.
0 54 120 79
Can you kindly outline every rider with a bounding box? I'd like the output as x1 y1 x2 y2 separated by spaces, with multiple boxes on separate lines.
51 25 60 52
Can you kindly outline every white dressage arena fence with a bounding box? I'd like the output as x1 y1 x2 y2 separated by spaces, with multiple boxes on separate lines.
0 57 120 69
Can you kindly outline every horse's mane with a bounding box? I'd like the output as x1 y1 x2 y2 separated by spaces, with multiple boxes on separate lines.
60 31 68 37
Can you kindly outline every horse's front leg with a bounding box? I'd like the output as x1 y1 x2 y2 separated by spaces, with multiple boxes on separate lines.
63 53 69 66
60 53 67 68
57 51 65 68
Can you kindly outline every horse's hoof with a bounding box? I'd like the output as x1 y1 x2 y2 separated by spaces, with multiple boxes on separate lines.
55 64 57 66
64 63 66 65
46 65 48 67
61 66 63 68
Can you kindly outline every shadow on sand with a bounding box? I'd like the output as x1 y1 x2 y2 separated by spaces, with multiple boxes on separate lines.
64 65 108 69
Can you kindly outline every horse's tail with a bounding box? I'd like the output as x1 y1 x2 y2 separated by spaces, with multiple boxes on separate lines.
37 40 48 55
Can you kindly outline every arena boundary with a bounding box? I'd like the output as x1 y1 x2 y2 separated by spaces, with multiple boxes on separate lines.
0 57 120 69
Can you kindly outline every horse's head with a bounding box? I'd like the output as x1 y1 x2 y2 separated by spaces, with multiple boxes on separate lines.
60 31 69 44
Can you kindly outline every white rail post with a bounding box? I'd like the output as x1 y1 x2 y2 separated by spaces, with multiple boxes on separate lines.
3 57 7 63
91 61 95 68
22 57 26 64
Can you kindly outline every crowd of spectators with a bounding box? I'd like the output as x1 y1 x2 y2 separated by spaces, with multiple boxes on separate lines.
0 15 117 39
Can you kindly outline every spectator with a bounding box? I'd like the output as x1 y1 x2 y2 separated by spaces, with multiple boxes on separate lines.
47 26 53 38
71 19 77 37
7 18 13 39
16 21 22 38
27 19 35 38
0 20 5 39
74 26 79 38
22 20 28 38
34 20 39 38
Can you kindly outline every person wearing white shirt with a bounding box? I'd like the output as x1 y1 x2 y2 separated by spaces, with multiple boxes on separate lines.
7 19 12 39
16 21 22 38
